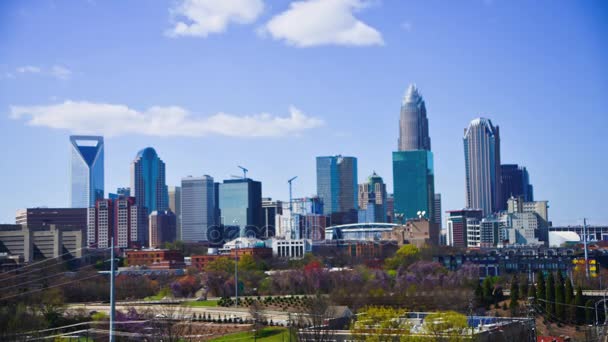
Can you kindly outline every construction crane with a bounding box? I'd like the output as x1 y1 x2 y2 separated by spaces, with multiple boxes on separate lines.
237 165 248 179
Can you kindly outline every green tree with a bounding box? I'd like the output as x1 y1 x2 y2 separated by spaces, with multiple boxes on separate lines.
351 306 411 341
528 283 537 300
204 257 235 273
423 311 470 341
575 286 585 325
520 277 529 302
555 272 565 321
536 271 545 302
509 275 520 316
384 244 421 270
482 277 494 308
564 277 574 323
545 272 555 318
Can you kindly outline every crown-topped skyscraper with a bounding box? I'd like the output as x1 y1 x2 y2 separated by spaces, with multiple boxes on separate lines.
398 84 431 151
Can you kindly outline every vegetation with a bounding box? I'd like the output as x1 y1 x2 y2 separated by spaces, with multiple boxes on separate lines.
210 327 291 341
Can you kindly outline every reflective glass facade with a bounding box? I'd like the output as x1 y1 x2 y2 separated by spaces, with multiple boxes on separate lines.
70 135 104 208
316 156 358 218
399 84 431 151
218 179 262 238
181 176 215 242
392 150 434 221
131 147 168 213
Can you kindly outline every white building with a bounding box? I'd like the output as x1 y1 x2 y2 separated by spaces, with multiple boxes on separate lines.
181 176 216 242
269 238 311 259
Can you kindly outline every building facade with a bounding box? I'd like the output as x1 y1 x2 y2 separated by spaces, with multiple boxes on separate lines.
262 198 282 238
130 147 169 213
168 185 181 240
358 172 387 223
87 197 147 248
433 193 442 227
149 210 177 248
16 208 87 228
70 135 104 208
316 155 358 225
0 224 85 263
500 164 533 210
398 84 431 151
218 178 263 238
392 150 435 221
446 209 483 247
463 118 501 216
181 176 216 242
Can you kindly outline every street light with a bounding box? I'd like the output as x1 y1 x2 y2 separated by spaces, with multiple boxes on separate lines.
233 219 240 309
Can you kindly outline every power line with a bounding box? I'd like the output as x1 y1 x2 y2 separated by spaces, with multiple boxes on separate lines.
0 246 97 275
0 273 104 301
0 263 99 292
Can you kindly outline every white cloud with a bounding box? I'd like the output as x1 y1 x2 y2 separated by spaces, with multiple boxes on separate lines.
10 101 324 138
166 0 264 38
16 66 41 74
50 65 72 80
263 0 383 47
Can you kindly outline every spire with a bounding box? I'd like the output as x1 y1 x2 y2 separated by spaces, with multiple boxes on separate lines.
402 83 419 104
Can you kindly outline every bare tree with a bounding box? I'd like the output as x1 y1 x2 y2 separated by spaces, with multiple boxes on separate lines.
148 305 194 342
297 295 336 342
248 300 266 339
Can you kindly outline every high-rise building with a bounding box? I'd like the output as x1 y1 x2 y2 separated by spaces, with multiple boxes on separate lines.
398 84 431 151
316 155 358 225
181 176 216 242
109 187 131 200
446 209 483 248
463 118 501 216
149 210 177 248
499 164 533 210
70 135 104 208
218 178 262 238
358 172 387 223
386 194 394 223
130 147 168 213
433 194 442 227
168 186 181 240
262 198 282 238
392 150 435 221
16 208 87 228
87 197 147 248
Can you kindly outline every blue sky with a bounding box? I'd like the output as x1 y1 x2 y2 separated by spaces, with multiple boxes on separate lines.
0 0 606 226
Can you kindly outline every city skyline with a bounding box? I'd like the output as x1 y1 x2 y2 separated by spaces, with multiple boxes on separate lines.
1 1 607 226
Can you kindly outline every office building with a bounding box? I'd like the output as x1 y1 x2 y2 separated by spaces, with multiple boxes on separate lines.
398 84 431 151
87 197 147 248
218 178 263 238
500 164 533 210
168 186 181 240
262 198 282 238
392 150 435 221
109 187 131 200
16 208 87 228
149 210 177 248
316 155 358 225
463 118 501 216
70 135 104 208
358 172 387 223
433 193 442 226
181 176 216 242
130 147 168 213
446 209 483 247
0 224 85 263
386 194 394 223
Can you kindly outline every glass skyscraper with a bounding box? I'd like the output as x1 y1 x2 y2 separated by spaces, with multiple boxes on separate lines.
316 155 358 225
218 178 263 238
358 172 387 223
500 164 533 210
393 150 435 221
398 84 431 151
180 176 215 242
130 147 168 213
463 118 501 216
70 135 104 208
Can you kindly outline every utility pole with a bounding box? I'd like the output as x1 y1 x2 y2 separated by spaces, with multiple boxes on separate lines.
235 241 239 309
288 176 297 239
584 218 589 278
109 238 115 342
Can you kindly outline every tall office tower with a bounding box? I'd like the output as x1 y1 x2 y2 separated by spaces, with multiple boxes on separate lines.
87 197 147 248
316 155 358 225
433 193 442 226
181 176 216 242
262 198 282 238
70 135 104 208
168 186 181 240
219 178 263 238
398 84 431 151
386 194 394 223
500 164 533 210
130 147 169 213
149 210 177 248
463 118 501 216
393 150 435 221
358 172 387 223
446 209 483 247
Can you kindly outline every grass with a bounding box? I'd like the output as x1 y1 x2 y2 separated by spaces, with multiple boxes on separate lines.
182 299 219 307
210 327 292 341
144 294 166 301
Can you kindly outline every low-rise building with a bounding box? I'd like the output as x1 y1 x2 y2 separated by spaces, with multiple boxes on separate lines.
380 218 440 247
125 249 185 269
0 224 85 263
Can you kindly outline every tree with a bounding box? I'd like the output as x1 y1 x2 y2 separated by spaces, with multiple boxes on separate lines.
248 300 266 339
519 277 529 302
536 271 545 302
575 286 585 325
564 277 574 323
384 244 421 270
509 275 520 316
545 273 555 318
585 299 595 325
298 294 336 342
351 306 410 342
482 277 494 308
528 283 537 300
423 311 469 341
555 272 565 321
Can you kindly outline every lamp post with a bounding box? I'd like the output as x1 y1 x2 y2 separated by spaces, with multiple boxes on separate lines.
233 219 240 309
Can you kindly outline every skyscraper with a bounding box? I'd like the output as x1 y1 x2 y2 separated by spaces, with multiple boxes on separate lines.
433 193 442 226
393 150 435 221
358 172 387 223
70 135 104 208
218 178 263 238
168 186 181 240
130 147 168 213
316 155 358 225
500 164 533 210
87 197 147 248
181 176 216 242
463 118 501 216
149 210 177 248
398 84 431 151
